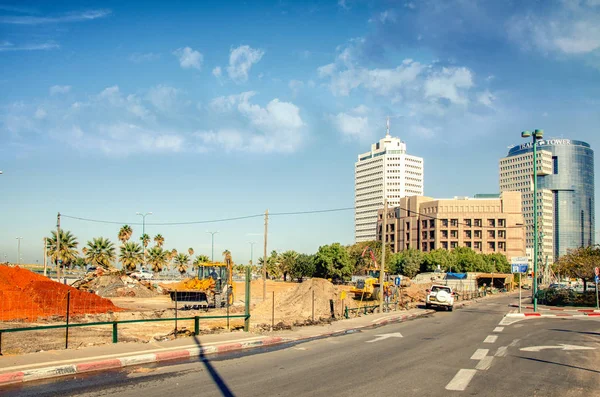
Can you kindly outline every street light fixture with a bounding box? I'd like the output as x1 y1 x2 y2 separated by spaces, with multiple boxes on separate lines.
16 237 23 266
207 231 219 262
521 129 544 312
136 212 153 268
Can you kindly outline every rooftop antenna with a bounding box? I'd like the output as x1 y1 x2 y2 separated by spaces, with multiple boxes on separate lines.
385 116 390 138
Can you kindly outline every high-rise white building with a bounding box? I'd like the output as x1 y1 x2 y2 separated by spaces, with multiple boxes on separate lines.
354 122 424 242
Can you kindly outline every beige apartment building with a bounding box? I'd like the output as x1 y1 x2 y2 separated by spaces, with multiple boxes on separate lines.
376 192 526 259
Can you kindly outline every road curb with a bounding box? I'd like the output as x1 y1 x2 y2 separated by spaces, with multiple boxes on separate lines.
508 304 600 313
0 310 435 387
505 313 592 318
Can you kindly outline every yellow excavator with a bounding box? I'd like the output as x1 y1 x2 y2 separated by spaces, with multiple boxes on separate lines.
169 261 235 309
349 246 392 301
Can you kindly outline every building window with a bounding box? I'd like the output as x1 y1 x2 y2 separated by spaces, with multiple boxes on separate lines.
498 219 506 227
430 242 435 251
450 219 459 227
488 219 496 227
465 242 472 248
450 241 458 249
429 219 435 228
474 219 482 227
474 242 481 251
498 242 506 251
422 220 428 229
429 230 435 239
474 230 482 239
488 230 496 239
498 230 506 239
441 230 448 239
441 219 448 227
422 231 427 240
465 219 472 227
422 242 427 251
488 242 496 251
451 230 458 238
465 230 472 239
442 242 448 249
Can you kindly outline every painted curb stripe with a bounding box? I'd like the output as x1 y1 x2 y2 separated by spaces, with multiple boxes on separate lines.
119 354 157 367
23 365 77 381
0 371 24 386
76 359 122 373
155 350 190 361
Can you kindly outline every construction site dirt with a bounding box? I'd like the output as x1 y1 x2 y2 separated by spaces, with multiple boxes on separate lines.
0 269 430 355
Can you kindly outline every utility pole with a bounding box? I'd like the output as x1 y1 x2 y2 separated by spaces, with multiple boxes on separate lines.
207 231 219 262
57 212 61 282
263 209 269 301
136 212 153 269
16 237 23 266
380 199 387 313
43 237 48 277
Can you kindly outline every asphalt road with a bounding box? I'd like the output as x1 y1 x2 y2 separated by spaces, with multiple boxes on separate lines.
4 294 599 397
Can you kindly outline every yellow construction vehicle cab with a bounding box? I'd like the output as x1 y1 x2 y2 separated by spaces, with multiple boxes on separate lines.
169 261 235 308
349 247 393 301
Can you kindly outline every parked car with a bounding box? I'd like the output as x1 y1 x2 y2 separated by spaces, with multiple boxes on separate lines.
130 270 154 280
425 285 455 311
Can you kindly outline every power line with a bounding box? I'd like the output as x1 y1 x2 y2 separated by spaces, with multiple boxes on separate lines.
61 213 264 226
270 207 354 216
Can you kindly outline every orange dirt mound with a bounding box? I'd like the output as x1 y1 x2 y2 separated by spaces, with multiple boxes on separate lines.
0 265 122 321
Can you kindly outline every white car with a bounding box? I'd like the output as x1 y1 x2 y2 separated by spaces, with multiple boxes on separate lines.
130 270 154 280
425 285 455 311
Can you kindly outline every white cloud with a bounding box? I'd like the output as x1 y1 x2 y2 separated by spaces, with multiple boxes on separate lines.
477 90 496 107
330 112 370 140
424 67 473 105
0 9 111 25
97 85 152 120
289 79 304 96
173 46 203 70
146 85 180 112
129 52 160 63
34 107 47 119
227 45 265 83
0 41 59 51
199 92 305 152
212 66 222 78
317 63 336 78
507 2 600 55
379 10 397 24
50 85 71 95
338 0 349 10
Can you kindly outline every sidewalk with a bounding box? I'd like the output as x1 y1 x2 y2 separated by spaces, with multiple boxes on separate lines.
0 292 510 386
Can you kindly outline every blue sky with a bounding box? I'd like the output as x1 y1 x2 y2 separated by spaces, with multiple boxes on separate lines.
1 0 599 265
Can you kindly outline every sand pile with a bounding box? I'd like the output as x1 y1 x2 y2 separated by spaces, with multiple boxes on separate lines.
401 282 430 304
253 278 357 323
0 265 122 321
73 272 158 298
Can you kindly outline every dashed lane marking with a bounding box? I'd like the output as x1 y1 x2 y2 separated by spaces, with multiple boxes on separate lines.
470 349 489 360
495 346 508 357
484 335 498 344
445 369 477 391
475 356 494 370
493 327 504 333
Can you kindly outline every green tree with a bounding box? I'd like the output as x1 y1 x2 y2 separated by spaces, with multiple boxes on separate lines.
192 254 210 273
140 234 150 249
452 247 485 272
174 253 190 275
118 225 133 246
279 250 298 282
85 237 116 269
483 253 510 273
73 257 87 270
188 247 195 258
390 249 423 278
120 242 143 272
46 230 79 269
346 241 393 274
314 243 352 280
147 246 168 273
153 234 165 247
556 246 600 291
222 249 232 265
290 253 316 282
422 249 456 273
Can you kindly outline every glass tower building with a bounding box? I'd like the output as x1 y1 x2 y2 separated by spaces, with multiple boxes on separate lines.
500 139 594 262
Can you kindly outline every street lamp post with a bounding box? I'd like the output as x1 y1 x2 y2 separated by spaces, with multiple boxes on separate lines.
521 129 544 312
136 212 153 269
207 231 219 262
16 237 23 266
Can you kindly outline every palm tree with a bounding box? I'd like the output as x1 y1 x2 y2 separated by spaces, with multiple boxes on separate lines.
192 254 210 273
279 250 298 282
140 233 150 249
222 249 232 265
120 242 143 272
46 230 79 269
154 234 165 247
147 246 168 273
85 237 116 269
118 225 133 246
174 253 190 275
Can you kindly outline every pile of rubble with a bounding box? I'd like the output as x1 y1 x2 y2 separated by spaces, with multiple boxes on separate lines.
72 269 160 298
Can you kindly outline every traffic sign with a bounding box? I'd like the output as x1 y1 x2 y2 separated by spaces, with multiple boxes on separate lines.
595 267 599 277
394 276 402 286
595 275 599 284
511 264 528 273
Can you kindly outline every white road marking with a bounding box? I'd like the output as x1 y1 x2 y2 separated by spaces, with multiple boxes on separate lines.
508 339 521 347
365 332 403 343
493 327 504 333
471 349 489 360
484 335 498 344
499 316 524 325
445 369 477 391
475 356 494 370
495 346 508 357
520 344 596 352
